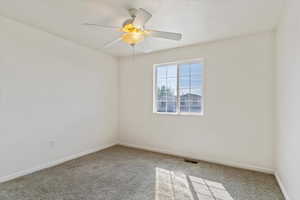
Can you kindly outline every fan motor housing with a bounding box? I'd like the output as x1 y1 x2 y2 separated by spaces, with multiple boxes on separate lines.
122 19 134 28
128 8 138 18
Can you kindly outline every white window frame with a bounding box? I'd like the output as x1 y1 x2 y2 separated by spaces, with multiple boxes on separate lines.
153 58 205 116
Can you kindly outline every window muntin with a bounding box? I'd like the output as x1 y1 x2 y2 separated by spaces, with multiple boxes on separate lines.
154 60 204 115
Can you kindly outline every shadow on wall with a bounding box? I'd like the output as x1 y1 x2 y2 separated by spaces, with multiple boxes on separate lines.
155 167 233 200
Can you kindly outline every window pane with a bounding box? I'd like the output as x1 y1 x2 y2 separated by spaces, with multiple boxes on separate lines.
157 78 167 88
157 101 166 112
179 64 190 77
156 65 177 113
190 89 202 96
157 67 167 79
167 95 176 102
157 84 168 101
167 65 177 78
157 93 166 102
180 88 190 95
167 78 177 95
167 102 176 112
179 77 189 89
179 89 189 112
178 61 203 114
191 63 202 75
180 105 189 112
191 79 202 89
190 101 201 113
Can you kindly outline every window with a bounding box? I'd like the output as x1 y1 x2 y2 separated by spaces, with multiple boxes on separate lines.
153 59 204 115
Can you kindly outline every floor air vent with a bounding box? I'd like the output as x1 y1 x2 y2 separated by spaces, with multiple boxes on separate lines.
184 159 198 164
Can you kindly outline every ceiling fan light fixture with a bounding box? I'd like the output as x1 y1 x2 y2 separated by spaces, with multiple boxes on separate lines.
122 32 145 45
84 8 182 49
122 23 139 33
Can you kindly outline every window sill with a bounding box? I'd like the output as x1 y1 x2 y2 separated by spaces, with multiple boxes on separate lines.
153 111 204 117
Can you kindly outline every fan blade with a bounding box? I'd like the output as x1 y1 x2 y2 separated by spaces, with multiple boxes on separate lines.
83 23 120 30
135 37 153 53
132 8 152 28
103 37 122 49
148 30 182 41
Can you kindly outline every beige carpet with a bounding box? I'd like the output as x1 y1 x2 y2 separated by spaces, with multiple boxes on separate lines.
0 145 284 200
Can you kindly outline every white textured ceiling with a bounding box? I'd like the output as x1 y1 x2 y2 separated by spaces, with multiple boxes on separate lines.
0 0 283 57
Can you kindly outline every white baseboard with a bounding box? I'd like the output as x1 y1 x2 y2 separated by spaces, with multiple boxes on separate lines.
119 142 274 174
275 172 291 200
0 142 117 183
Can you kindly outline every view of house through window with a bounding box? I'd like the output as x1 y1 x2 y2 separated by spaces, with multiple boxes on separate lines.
154 59 204 114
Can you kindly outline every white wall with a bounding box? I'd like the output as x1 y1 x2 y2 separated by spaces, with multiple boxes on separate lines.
276 0 300 199
119 32 276 172
0 16 119 180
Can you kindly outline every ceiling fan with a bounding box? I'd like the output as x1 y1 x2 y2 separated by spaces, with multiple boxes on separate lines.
83 8 182 50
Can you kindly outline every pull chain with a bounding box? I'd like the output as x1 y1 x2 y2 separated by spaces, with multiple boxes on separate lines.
131 44 135 63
